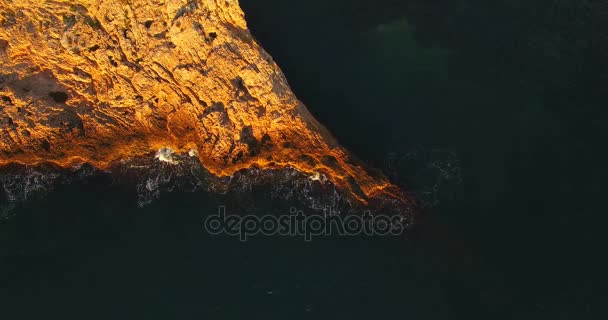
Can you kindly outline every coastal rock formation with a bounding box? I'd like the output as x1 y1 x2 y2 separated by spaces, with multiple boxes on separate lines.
0 0 414 212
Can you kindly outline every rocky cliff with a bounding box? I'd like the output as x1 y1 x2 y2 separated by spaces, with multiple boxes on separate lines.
0 0 414 213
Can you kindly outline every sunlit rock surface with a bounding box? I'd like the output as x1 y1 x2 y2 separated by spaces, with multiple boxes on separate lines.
0 0 414 213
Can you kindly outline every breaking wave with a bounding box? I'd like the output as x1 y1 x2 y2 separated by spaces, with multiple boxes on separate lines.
1 150 415 221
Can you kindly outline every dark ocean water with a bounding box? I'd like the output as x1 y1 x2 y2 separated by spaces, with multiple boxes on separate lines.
1 0 606 319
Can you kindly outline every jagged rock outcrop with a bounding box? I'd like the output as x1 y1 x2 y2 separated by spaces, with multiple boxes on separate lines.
0 0 414 212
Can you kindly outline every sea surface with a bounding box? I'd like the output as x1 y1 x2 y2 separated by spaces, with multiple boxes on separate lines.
1 0 606 319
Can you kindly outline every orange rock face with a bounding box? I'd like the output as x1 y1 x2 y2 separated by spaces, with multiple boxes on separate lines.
0 0 414 211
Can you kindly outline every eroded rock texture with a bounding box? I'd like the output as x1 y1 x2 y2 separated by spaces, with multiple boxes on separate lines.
0 0 413 210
